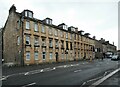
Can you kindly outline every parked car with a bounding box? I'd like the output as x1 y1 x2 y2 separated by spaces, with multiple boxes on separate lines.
111 55 120 61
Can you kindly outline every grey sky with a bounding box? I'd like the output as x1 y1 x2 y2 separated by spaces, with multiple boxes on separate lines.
0 0 119 49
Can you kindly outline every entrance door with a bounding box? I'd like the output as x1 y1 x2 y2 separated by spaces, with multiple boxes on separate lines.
56 52 58 62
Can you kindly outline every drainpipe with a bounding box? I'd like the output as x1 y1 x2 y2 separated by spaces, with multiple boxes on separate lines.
21 16 24 66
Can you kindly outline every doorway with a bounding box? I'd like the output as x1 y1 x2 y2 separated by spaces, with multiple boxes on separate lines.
55 52 58 62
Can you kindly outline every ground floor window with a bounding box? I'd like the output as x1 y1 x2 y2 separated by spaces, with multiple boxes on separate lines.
49 52 53 59
26 51 30 60
42 52 46 60
34 51 38 60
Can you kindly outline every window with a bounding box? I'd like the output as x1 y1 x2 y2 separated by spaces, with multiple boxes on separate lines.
25 11 27 17
29 11 33 18
42 52 46 60
55 40 59 47
49 39 53 47
66 33 68 39
26 36 30 45
55 30 57 36
62 53 64 59
49 28 52 35
63 25 67 30
26 21 30 29
17 36 20 45
49 52 53 59
49 20 52 25
26 52 30 60
95 49 97 52
34 51 38 60
42 38 46 46
46 19 49 24
41 25 45 33
34 37 39 45
34 23 38 32
60 31 63 37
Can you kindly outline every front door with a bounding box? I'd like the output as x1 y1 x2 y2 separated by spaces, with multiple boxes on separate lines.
56 52 58 62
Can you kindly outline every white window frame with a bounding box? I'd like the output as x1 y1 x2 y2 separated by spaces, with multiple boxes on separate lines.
66 33 68 39
49 52 53 59
26 21 30 29
49 27 52 35
60 31 63 37
49 39 53 47
26 36 30 45
41 25 45 33
34 23 38 32
62 53 64 59
25 11 27 17
29 11 33 18
55 29 57 36
34 51 39 60
42 38 46 46
34 37 39 45
49 20 52 25
26 52 30 60
46 19 49 24
55 40 59 47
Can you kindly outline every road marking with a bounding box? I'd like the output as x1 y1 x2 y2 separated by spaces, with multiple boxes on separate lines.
21 82 36 87
74 69 82 73
24 72 29 75
40 69 43 72
53 67 56 70
90 68 120 87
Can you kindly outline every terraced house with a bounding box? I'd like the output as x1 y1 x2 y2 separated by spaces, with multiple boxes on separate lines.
3 5 116 66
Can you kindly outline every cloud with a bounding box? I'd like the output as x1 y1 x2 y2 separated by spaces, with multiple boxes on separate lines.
0 0 118 49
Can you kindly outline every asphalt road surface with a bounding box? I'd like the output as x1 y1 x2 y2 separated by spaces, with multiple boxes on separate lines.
2 59 120 87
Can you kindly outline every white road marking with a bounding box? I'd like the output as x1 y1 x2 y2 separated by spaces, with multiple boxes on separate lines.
64 65 67 68
56 65 65 68
24 72 29 75
53 67 56 70
40 69 43 72
74 69 82 73
21 82 36 87
90 68 120 87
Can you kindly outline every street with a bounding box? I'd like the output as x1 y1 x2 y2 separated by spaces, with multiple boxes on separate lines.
2 59 120 87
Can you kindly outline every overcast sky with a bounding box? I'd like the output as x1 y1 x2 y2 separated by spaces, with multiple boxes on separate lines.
0 0 119 49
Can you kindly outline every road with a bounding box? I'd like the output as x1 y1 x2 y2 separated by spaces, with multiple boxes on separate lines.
2 59 120 87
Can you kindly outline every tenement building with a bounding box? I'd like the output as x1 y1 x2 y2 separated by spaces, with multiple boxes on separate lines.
3 5 116 65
